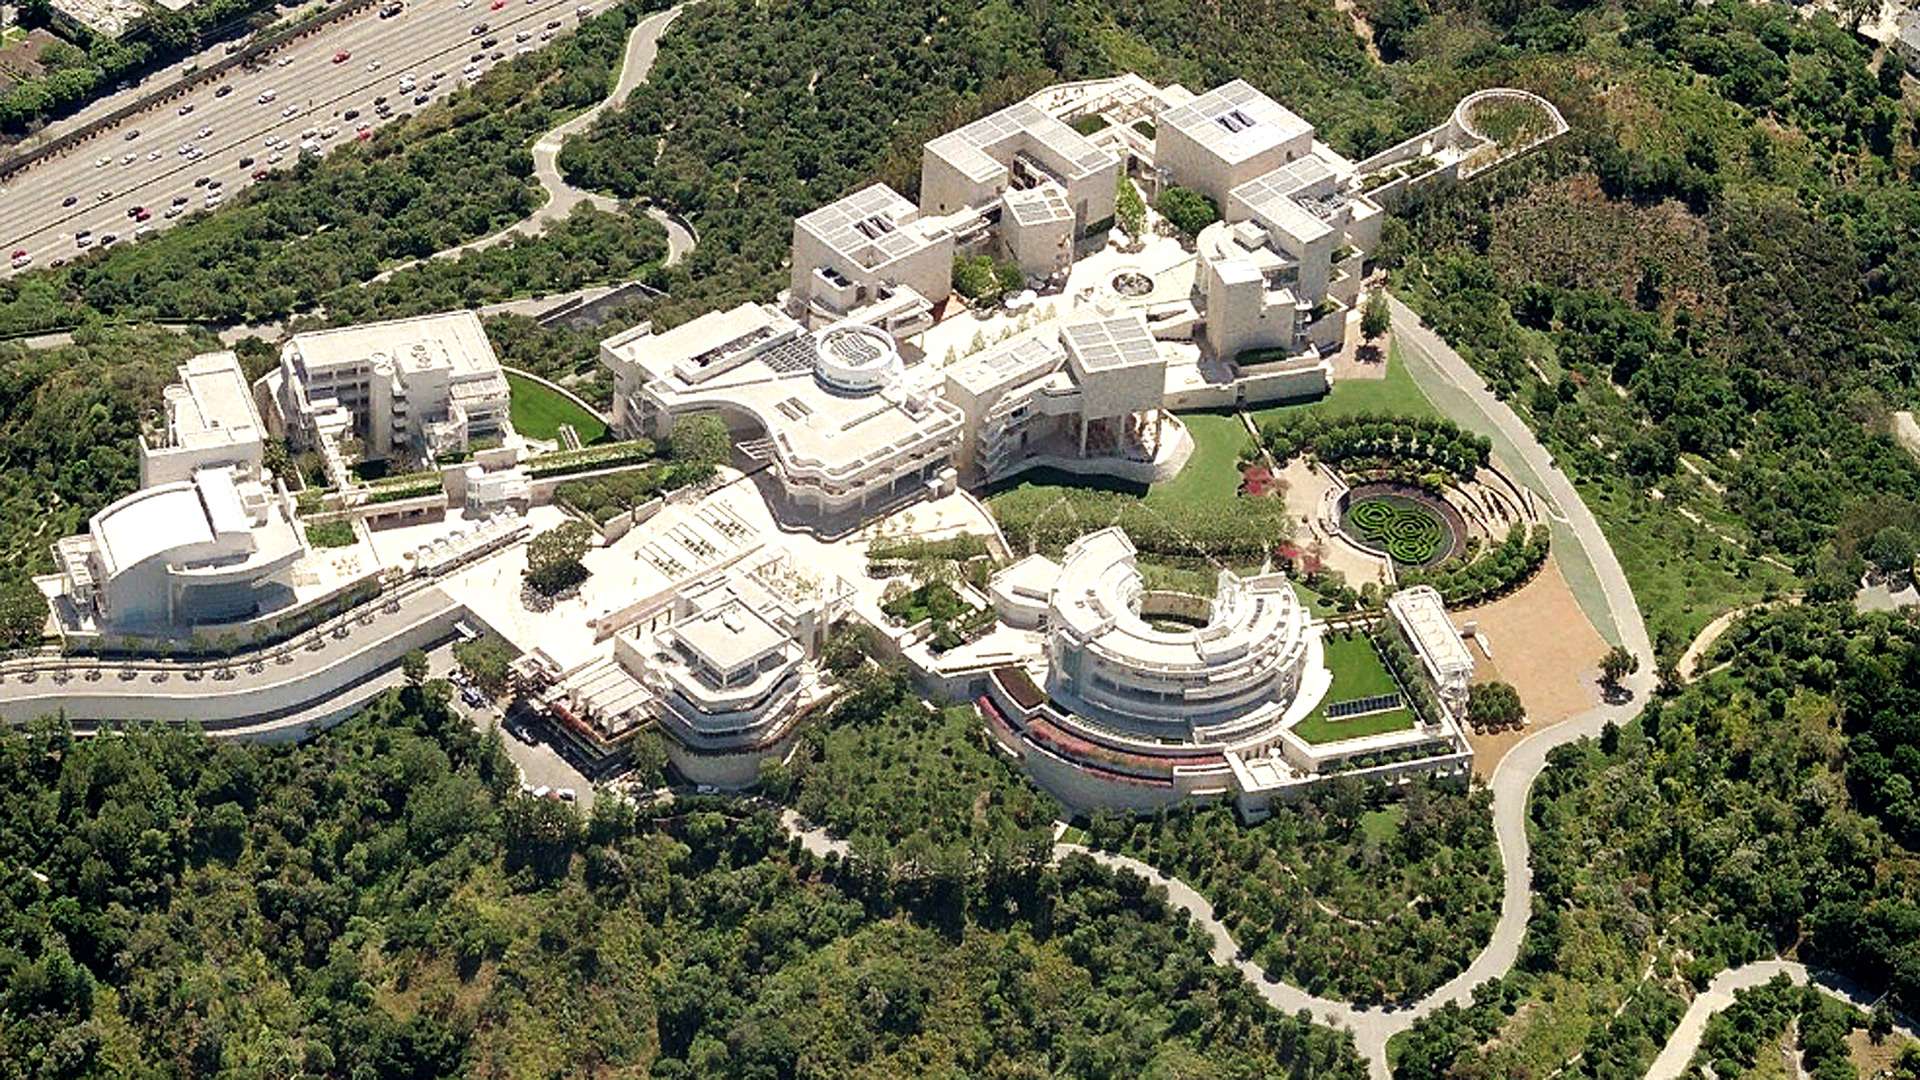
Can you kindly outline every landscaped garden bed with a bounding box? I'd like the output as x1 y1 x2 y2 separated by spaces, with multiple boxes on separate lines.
1338 484 1462 568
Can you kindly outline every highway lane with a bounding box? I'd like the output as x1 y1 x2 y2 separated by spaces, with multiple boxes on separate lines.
2 0 621 274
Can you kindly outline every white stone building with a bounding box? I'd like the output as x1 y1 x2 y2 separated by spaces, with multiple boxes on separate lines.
52 352 302 632
600 303 963 532
271 311 513 471
789 183 953 333
1387 584 1476 714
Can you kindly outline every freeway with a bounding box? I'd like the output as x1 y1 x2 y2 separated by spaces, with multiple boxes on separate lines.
1 0 623 275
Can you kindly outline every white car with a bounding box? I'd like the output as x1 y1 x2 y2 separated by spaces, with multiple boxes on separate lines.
366 59 382 72
462 63 481 78
147 150 161 161
10 253 31 269
75 234 93 248
258 89 277 103
277 55 293 67
163 205 183 218
94 156 109 168
267 150 284 164
120 153 135 165
320 126 338 139
132 224 152 239
282 104 299 117
198 126 213 139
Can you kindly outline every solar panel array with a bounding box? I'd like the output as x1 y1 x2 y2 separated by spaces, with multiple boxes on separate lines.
1061 315 1162 373
1005 186 1075 227
1159 79 1313 163
760 336 818 375
928 100 1116 184
1325 693 1404 719
1231 165 1336 244
796 184 927 269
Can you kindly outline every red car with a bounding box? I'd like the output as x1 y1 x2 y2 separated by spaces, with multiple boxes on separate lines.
9 249 24 259
489 0 506 10
134 208 152 222
252 168 270 180
356 127 372 141
332 50 350 63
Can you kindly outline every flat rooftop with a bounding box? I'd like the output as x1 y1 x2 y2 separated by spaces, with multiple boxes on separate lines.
286 310 503 381
673 598 787 672
947 335 1063 398
1391 587 1474 676
927 99 1117 184
165 351 262 449
1004 185 1075 227
606 303 802 386
796 183 937 270
1160 79 1313 165
1061 312 1163 373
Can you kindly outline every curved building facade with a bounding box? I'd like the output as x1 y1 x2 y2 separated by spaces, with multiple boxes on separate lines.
1043 528 1311 739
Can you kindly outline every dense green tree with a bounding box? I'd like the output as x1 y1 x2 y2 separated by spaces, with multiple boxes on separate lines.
1156 186 1220 239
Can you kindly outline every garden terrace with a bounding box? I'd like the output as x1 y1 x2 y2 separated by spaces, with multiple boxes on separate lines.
1263 412 1491 485
1290 631 1417 745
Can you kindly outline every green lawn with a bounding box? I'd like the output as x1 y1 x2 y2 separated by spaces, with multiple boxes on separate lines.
507 371 608 444
1292 632 1416 744
1146 411 1251 510
1292 580 1340 617
1248 340 1441 428
1359 805 1403 845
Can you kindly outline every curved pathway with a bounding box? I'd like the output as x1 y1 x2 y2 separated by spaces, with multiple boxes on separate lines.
370 3 694 283
1647 961 1917 1078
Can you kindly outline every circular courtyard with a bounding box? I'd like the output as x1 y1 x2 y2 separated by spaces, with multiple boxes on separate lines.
1110 269 1153 298
1337 485 1464 568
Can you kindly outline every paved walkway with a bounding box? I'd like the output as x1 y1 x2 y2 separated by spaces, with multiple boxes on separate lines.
1647 960 1917 1078
370 3 694 283
1388 293 1650 660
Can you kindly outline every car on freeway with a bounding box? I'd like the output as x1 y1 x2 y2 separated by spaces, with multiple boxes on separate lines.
252 168 270 180
238 155 254 167
470 50 485 62
75 234 93 249
470 22 487 35
489 0 505 9
458 0 471 7
123 128 140 141
258 89 277 103
379 1 403 16
514 29 530 41
99 233 118 247
321 126 338 139
147 150 161 161
462 62 481 78
120 152 135 165
277 55 293 67
164 205 184 218
365 59 381 72
193 175 210 187
198 126 213 139
540 29 552 39
398 75 415 92
430 70 445 82
413 92 430 105
132 224 152 239
9 250 30 270
61 194 78 207
94 156 109 168
546 18 560 27
96 188 112 201
516 45 532 54
267 150 284 164
343 107 361 120
356 127 372 141
215 84 233 98
172 195 189 206
490 49 505 60
282 103 299 117
334 50 351 63
480 35 497 47
48 258 65 269
135 208 151 221
178 102 194 115
124 206 142 219
207 178 223 189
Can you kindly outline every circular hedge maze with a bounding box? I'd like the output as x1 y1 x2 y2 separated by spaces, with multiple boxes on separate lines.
1340 489 1460 568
